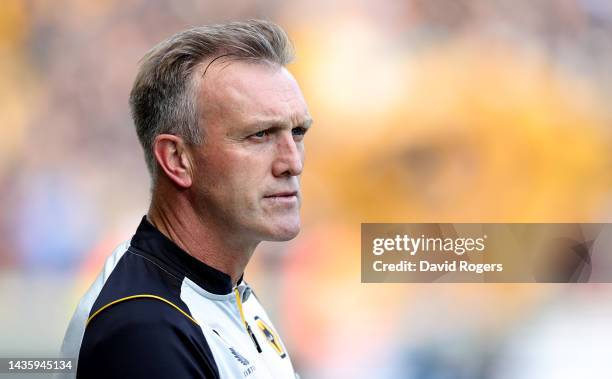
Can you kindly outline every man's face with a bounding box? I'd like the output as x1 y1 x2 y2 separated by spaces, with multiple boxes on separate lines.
190 60 311 244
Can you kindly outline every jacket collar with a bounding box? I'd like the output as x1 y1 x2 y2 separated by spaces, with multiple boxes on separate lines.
130 216 236 295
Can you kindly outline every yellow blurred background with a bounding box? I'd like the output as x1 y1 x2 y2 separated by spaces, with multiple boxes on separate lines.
1 1 612 378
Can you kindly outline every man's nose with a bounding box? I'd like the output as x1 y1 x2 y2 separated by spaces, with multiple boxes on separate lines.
272 132 303 177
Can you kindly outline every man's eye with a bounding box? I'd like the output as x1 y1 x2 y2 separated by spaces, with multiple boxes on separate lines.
252 130 268 138
292 127 306 136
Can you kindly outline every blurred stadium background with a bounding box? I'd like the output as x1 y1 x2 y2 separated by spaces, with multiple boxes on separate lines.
1 0 612 378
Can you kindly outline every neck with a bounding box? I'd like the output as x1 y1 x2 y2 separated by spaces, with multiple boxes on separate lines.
147 185 257 286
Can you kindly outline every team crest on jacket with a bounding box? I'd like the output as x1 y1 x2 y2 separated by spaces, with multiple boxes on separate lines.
254 316 286 358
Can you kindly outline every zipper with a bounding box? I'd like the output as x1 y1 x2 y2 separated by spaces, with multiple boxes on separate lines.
234 288 262 353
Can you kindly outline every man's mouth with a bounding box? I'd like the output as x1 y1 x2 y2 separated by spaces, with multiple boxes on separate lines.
263 191 299 205
265 191 298 198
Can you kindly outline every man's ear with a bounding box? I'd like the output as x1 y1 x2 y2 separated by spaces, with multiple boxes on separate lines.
153 134 193 188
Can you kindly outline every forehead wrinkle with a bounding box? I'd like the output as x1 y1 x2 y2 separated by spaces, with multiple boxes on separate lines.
242 109 311 133
221 76 285 117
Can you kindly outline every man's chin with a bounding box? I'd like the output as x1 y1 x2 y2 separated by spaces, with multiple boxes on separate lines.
261 219 301 241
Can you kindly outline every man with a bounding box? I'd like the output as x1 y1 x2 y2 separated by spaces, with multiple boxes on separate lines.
60 20 311 378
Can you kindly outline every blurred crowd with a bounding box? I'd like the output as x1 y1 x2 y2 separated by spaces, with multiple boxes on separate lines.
1 0 611 378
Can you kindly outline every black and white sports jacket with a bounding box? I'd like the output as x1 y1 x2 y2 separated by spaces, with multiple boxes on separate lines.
60 217 298 378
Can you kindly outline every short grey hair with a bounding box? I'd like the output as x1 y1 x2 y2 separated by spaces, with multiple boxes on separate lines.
129 19 295 179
